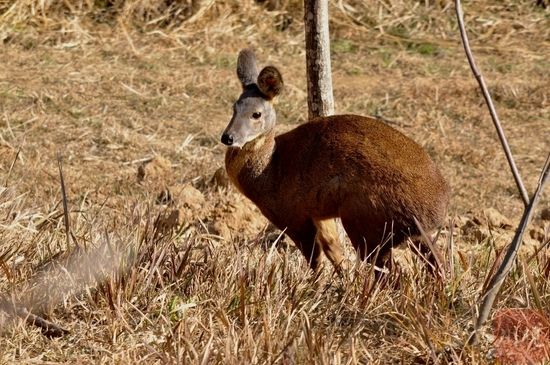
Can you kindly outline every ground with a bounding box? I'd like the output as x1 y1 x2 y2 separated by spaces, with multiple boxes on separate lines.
0 0 549 364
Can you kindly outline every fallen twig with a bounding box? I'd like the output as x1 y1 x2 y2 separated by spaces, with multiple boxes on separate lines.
0 296 69 337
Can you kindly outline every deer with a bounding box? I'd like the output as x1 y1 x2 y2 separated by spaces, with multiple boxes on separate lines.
221 49 450 275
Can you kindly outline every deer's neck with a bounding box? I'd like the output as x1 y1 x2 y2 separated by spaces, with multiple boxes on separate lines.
225 131 277 197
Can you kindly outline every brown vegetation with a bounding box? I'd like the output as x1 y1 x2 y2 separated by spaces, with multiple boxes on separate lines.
0 0 549 363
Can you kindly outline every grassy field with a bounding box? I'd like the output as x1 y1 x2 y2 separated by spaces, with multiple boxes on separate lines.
0 0 549 363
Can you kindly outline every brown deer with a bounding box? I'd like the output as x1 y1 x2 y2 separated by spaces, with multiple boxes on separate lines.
221 49 450 274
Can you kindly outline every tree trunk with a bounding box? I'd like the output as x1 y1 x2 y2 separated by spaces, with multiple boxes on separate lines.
304 0 334 119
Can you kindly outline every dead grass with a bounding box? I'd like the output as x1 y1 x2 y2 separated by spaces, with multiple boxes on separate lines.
0 0 549 363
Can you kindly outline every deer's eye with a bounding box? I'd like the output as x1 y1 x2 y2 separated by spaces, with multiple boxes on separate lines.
252 112 262 119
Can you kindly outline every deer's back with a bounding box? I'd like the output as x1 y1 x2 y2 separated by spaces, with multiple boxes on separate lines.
271 114 449 229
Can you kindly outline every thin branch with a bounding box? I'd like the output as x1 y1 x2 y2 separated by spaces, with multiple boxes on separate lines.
455 0 530 207
469 153 550 345
455 0 550 346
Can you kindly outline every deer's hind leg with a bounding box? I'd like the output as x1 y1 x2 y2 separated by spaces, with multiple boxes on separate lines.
339 213 395 269
313 218 344 271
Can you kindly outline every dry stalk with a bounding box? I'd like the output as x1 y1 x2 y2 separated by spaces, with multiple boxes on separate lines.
57 154 76 251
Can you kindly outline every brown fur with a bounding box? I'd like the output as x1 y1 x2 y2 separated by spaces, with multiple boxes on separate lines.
222 49 450 272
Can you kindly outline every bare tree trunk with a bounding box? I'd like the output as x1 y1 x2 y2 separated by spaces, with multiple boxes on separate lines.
304 0 334 119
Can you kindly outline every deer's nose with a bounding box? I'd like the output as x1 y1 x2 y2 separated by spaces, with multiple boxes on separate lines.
221 134 234 146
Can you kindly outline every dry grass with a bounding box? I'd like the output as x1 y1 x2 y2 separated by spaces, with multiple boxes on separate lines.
0 0 549 363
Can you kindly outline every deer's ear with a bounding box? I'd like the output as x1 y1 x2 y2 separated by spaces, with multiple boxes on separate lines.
237 49 260 90
257 66 284 100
